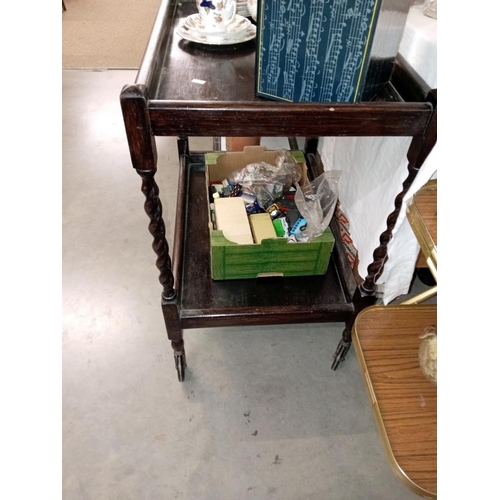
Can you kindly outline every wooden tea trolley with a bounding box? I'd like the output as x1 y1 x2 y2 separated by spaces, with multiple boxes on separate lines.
120 0 437 381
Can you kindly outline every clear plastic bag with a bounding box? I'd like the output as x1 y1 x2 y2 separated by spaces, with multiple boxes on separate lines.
227 150 302 209
292 170 341 242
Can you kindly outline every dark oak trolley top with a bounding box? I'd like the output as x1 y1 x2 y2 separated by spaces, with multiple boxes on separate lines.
120 0 437 381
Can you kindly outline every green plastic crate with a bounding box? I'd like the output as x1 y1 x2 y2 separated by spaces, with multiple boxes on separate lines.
206 147 335 280
210 229 335 280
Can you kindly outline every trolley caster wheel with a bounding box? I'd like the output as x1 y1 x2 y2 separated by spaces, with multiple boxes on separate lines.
174 353 187 382
331 338 351 371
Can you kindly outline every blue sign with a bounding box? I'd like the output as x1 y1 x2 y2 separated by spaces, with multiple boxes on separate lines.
256 0 382 102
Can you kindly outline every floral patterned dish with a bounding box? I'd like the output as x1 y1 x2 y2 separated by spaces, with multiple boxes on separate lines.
182 13 251 37
176 20 256 45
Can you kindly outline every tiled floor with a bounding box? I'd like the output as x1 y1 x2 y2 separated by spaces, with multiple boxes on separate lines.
62 69 426 500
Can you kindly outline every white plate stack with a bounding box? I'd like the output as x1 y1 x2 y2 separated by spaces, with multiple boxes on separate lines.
176 13 257 45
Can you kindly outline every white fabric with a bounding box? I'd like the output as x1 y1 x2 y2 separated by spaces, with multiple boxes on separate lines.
399 3 438 89
377 144 437 302
319 4 437 303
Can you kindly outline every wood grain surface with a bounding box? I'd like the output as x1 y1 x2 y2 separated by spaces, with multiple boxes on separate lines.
410 180 437 247
353 305 437 498
408 180 437 275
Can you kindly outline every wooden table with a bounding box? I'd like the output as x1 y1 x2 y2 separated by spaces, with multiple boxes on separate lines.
403 179 437 305
353 304 437 498
408 179 437 279
120 0 437 380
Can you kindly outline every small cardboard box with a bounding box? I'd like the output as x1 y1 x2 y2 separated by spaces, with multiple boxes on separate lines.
205 146 335 280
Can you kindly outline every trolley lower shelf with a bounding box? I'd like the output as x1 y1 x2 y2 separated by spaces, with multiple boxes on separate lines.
178 158 354 330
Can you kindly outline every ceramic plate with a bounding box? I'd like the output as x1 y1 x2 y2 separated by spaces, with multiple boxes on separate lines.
176 22 256 46
182 13 251 37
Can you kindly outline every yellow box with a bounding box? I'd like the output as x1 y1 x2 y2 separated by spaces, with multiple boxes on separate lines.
249 213 277 244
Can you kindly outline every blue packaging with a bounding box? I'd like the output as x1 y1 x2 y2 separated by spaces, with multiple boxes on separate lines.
290 217 307 235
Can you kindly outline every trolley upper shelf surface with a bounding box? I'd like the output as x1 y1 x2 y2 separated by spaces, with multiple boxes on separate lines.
130 0 434 138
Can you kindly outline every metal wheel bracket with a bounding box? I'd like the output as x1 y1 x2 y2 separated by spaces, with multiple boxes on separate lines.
174 350 187 382
331 339 351 371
